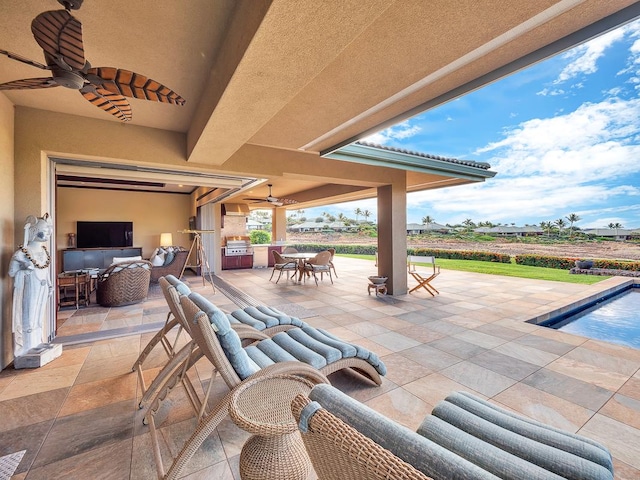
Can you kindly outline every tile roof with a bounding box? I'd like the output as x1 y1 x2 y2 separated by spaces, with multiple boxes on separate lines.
356 141 492 170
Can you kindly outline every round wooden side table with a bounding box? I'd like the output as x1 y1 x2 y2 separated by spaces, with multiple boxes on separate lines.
229 374 315 480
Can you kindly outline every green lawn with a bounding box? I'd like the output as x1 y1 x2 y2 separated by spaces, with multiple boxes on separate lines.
340 254 608 285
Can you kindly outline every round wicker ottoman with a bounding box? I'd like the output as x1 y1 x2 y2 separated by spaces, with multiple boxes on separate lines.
229 374 315 480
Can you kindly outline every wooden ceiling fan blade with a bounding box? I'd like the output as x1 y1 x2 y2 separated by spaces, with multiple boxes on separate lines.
87 67 185 105
0 50 50 70
0 77 58 90
80 87 132 122
31 10 85 71
276 198 298 205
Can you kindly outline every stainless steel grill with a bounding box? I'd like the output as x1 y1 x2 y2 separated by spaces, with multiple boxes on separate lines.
224 236 253 256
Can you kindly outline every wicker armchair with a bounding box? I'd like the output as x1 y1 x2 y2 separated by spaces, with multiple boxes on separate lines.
150 249 189 283
96 260 152 307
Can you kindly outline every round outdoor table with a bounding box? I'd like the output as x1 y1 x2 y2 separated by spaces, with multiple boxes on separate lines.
280 252 317 282
229 374 315 480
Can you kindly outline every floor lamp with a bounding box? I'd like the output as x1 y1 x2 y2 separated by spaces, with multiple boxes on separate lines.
179 229 216 290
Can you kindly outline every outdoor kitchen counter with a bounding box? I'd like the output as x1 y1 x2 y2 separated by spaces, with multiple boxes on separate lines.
252 244 283 268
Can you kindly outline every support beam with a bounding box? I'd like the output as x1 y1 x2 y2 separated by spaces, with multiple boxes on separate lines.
272 207 287 244
376 182 407 295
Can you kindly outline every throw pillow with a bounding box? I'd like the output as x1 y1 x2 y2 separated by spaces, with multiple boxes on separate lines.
164 250 175 266
151 251 165 266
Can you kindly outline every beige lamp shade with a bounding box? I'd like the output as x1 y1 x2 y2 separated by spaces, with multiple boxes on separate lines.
160 232 173 247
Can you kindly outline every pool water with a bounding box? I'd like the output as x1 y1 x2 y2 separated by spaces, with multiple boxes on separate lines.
548 289 639 349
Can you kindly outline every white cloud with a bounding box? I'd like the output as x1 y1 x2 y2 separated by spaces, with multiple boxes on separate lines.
553 27 625 84
536 87 565 96
477 97 640 178
364 120 421 145
407 96 640 225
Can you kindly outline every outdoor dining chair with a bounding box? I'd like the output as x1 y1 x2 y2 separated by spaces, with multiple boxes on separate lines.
269 250 298 283
408 255 440 296
327 247 338 278
303 250 333 285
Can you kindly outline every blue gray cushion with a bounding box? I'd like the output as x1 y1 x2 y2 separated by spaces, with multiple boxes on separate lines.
228 306 307 331
188 292 259 379
305 385 614 480
187 293 386 381
306 384 497 480
418 392 614 480
165 275 191 296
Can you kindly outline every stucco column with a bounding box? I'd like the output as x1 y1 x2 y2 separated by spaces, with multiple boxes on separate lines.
377 182 407 295
272 207 287 243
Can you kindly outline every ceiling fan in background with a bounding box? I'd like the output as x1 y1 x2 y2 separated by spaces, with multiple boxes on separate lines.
0 0 185 121
244 184 298 207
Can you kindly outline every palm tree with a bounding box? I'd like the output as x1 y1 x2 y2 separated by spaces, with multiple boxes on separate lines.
354 207 363 223
566 213 581 238
540 221 553 237
421 215 434 233
555 218 567 236
608 222 623 239
362 209 371 223
462 218 475 233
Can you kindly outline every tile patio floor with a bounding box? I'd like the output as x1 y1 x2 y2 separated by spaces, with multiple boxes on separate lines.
1 257 639 479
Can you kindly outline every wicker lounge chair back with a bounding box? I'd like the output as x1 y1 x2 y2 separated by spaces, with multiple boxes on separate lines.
292 384 615 480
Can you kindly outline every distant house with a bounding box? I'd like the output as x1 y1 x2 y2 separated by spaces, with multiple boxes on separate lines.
289 221 359 232
582 228 636 241
247 219 265 231
406 222 451 235
475 226 543 236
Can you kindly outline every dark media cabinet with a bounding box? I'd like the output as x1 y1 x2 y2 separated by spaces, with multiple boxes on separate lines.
62 247 142 272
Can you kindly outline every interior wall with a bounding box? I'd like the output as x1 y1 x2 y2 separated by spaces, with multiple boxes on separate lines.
56 187 192 270
0 94 15 369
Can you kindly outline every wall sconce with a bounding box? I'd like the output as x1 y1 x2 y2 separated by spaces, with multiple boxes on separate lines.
160 232 173 247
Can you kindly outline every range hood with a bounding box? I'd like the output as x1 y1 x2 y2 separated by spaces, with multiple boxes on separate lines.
222 203 250 216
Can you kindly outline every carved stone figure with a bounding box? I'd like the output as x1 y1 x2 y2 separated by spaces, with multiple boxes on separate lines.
8 214 53 358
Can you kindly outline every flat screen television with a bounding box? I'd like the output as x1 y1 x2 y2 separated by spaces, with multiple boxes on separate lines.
76 221 133 249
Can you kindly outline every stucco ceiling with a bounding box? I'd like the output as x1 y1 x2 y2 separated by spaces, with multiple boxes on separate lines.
2 0 639 207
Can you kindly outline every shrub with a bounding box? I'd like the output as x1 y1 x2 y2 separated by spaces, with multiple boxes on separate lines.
410 248 511 263
249 230 271 245
515 254 640 271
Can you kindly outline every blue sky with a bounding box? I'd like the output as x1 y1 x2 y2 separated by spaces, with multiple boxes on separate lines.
297 19 640 229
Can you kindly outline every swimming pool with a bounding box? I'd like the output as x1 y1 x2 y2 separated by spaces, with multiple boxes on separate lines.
542 287 639 349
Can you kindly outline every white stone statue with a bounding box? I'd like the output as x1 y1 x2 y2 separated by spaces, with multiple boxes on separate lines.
8 213 53 358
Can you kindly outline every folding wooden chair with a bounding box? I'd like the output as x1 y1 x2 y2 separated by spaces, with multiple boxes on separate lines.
407 255 440 296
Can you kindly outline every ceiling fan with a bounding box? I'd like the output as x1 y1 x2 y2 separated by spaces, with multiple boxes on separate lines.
0 0 185 122
244 184 298 207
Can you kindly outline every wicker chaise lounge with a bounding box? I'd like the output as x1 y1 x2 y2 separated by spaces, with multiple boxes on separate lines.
137 275 309 411
151 291 386 479
292 383 615 480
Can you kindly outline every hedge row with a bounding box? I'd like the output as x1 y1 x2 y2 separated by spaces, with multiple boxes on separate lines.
288 244 377 255
288 244 511 263
515 254 640 271
409 247 511 263
290 244 640 270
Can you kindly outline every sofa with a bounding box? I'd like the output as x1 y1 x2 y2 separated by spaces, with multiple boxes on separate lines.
149 248 189 283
